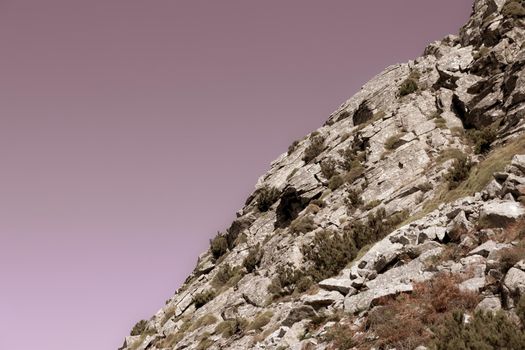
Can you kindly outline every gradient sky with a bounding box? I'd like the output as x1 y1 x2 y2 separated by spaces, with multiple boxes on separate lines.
0 1 473 349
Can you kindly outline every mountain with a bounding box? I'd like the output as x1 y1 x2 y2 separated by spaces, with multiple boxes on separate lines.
120 1 525 349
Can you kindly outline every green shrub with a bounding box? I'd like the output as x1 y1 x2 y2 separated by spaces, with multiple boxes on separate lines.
324 323 356 350
210 235 228 260
303 135 325 163
364 199 382 210
346 189 364 208
289 215 316 235
302 229 357 282
399 77 418 96
467 127 497 154
268 265 308 298
243 245 262 273
257 185 280 212
384 133 404 150
130 319 147 336
343 162 365 185
320 157 338 179
193 289 215 308
287 140 300 155
247 311 274 331
503 0 525 17
189 314 218 332
434 116 448 129
212 264 236 287
328 174 345 190
215 318 248 338
445 154 472 189
433 310 525 350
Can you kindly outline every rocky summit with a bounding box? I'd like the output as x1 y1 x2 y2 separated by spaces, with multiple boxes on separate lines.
120 1 525 349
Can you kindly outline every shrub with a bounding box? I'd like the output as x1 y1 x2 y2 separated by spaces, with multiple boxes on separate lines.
130 319 147 336
364 199 382 210
363 274 479 349
324 322 356 350
328 174 345 190
399 76 419 96
189 314 218 332
467 127 497 154
433 310 525 349
193 289 215 308
268 265 308 298
346 189 364 208
289 215 316 235
287 140 300 155
302 229 358 282
303 135 326 163
497 242 525 272
503 0 525 17
445 154 472 189
417 181 433 192
343 162 365 185
320 157 338 179
434 116 447 129
212 264 236 287
247 311 274 331
257 185 280 212
384 133 404 150
243 245 262 273
215 318 248 338
210 235 228 260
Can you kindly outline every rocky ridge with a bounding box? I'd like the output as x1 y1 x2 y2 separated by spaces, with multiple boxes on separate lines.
121 1 525 349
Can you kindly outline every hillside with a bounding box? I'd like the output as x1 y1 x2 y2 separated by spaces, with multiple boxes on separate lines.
120 1 525 349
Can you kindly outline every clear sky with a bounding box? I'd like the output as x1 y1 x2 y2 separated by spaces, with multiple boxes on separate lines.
0 1 472 349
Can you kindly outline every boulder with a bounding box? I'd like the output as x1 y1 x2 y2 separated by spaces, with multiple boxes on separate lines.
480 201 524 227
318 278 357 295
503 268 525 297
302 290 344 308
344 283 413 314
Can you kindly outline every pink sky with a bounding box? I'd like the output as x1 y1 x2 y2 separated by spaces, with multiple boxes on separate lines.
0 1 472 349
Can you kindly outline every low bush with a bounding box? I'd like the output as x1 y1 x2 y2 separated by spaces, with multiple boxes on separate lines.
210 235 228 260
130 319 147 336
503 0 525 17
215 318 248 338
399 75 419 96
189 314 218 332
303 229 358 282
445 154 472 189
193 289 215 308
287 140 300 155
433 309 525 349
364 199 382 210
320 157 338 179
362 274 479 349
324 322 356 350
267 265 309 298
467 127 497 154
247 311 274 331
384 133 404 150
290 215 317 235
211 264 243 288
346 189 364 208
257 185 280 212
303 135 325 163
328 174 345 190
243 245 262 273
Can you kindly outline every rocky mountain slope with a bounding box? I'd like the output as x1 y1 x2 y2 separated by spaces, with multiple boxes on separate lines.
121 1 525 349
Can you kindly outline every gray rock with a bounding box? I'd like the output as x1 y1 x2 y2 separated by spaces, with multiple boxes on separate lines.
475 296 502 313
512 155 525 174
504 268 525 297
319 278 357 295
459 277 486 293
302 290 344 308
282 305 316 327
468 240 509 258
480 201 525 227
344 283 413 314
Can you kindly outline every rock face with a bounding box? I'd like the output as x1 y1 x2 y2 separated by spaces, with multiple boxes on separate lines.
119 1 525 349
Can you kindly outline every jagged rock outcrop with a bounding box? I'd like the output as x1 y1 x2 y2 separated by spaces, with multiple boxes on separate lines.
120 1 525 349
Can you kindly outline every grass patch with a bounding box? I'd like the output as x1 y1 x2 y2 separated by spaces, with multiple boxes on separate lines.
247 311 274 331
